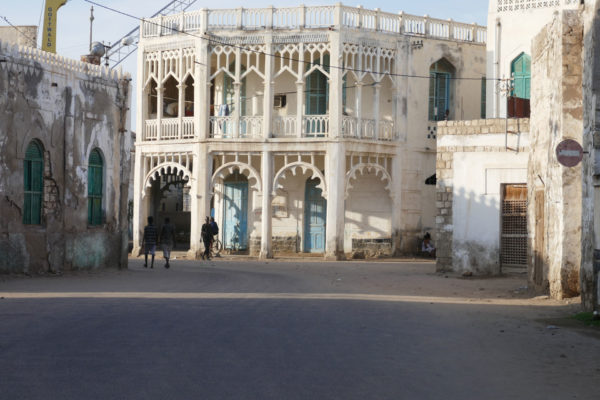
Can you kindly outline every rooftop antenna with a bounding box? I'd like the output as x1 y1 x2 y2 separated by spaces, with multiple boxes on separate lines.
89 5 94 52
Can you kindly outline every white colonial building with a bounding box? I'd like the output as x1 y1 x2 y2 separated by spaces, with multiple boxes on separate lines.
132 3 487 259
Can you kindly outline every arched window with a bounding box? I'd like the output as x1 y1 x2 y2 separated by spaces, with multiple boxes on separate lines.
23 140 44 225
511 53 531 100
88 149 104 225
428 58 455 121
306 55 329 116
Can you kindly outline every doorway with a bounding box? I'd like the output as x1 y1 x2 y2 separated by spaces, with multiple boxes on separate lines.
500 184 528 271
304 177 326 253
223 172 248 250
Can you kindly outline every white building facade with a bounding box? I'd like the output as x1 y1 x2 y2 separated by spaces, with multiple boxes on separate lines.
486 0 580 118
132 4 487 259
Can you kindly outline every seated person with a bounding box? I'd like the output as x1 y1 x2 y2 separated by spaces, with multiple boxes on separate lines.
422 232 436 257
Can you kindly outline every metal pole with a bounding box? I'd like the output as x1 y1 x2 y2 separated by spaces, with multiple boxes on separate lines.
89 6 94 52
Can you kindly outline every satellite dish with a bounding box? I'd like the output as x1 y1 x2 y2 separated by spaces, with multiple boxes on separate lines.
90 41 106 57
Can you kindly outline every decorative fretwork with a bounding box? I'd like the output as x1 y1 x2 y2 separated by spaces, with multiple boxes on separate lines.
496 0 578 12
343 43 395 83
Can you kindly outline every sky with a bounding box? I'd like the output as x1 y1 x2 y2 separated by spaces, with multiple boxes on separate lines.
2 0 489 131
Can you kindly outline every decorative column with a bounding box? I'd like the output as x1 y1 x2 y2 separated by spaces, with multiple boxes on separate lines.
197 9 209 140
325 142 346 260
157 50 164 140
260 151 273 259
296 42 305 138
356 82 363 138
132 150 144 256
329 7 343 138
177 81 185 139
233 47 242 138
373 83 381 140
188 145 212 259
390 155 403 255
263 37 274 139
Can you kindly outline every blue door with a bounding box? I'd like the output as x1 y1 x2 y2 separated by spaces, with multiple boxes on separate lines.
223 180 248 250
304 178 326 253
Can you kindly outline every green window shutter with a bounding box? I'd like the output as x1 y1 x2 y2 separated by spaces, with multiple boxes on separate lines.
23 141 44 225
481 77 487 119
511 53 531 100
88 149 103 225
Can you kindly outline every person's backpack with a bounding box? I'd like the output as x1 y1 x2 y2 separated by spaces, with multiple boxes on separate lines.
211 222 219 235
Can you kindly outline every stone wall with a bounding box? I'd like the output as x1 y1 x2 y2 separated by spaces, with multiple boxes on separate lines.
436 118 529 273
581 2 600 311
529 10 583 299
0 41 132 273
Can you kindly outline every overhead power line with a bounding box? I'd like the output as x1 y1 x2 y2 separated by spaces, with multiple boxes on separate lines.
84 0 495 82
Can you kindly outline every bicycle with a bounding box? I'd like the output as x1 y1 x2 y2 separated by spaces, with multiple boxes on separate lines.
209 236 222 258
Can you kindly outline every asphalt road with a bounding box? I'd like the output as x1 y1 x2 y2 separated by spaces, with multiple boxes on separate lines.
0 259 598 400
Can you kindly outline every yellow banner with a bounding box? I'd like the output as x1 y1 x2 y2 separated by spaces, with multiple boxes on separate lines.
41 0 67 53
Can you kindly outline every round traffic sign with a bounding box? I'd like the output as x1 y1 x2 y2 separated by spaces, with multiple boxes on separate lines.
556 139 583 167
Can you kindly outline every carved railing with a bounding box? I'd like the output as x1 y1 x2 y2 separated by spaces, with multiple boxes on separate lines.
342 117 395 141
144 120 158 141
161 118 179 140
239 116 263 138
303 115 329 137
141 4 486 44
182 117 195 139
379 120 395 141
210 116 234 138
273 116 297 137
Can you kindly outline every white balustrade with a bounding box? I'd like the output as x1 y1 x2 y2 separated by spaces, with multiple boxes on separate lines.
239 116 263 138
142 5 486 44
144 120 158 141
210 116 234 138
342 116 358 138
361 119 376 139
379 120 395 141
182 117 195 139
161 118 179 140
303 115 329 137
272 116 297 137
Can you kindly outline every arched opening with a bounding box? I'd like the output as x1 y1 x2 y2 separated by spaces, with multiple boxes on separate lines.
184 75 194 116
147 78 158 118
147 169 191 250
88 148 104 226
428 58 455 121
23 140 44 225
163 75 179 118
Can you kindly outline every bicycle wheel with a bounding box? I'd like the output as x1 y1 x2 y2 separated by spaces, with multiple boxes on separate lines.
214 238 223 251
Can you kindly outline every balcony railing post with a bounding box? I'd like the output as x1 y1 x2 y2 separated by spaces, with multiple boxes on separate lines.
375 8 381 31
237 7 243 29
398 11 404 34
471 23 477 42
448 18 454 40
424 15 430 36
299 4 306 29
267 6 274 29
357 5 363 29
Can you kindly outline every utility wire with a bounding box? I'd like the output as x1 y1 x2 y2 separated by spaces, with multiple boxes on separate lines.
84 0 495 82
0 16 38 48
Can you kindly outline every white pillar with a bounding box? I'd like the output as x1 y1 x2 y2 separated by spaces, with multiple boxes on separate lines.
197 9 209 140
188 145 212 259
260 151 273 259
356 82 363 138
328 13 343 139
391 155 403 255
325 142 346 260
296 81 304 138
373 83 381 140
177 82 185 139
263 37 274 139
132 149 144 256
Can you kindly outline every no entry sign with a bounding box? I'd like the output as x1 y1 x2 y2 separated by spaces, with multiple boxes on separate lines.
556 139 583 167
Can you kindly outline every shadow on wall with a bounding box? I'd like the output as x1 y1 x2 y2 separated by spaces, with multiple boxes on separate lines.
449 186 508 275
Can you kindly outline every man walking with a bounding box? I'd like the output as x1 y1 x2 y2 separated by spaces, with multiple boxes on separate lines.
141 216 158 268
210 217 219 255
201 217 212 260
160 217 176 269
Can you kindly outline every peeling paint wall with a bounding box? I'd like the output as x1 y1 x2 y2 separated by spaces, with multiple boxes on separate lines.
528 11 583 299
0 41 132 273
581 2 600 311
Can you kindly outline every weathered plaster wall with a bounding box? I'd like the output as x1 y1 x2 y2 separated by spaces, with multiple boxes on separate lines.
581 1 600 311
0 26 37 47
436 118 529 274
0 41 132 273
528 10 583 298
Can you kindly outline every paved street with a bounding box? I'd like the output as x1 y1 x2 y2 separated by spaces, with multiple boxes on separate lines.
1 258 598 400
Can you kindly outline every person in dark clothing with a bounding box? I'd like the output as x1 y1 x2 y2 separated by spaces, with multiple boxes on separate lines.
141 216 158 268
210 216 219 249
201 217 212 260
160 217 176 269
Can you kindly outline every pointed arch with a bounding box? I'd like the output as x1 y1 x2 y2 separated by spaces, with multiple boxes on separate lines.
345 163 393 200
144 162 192 197
211 162 262 194
273 161 327 199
